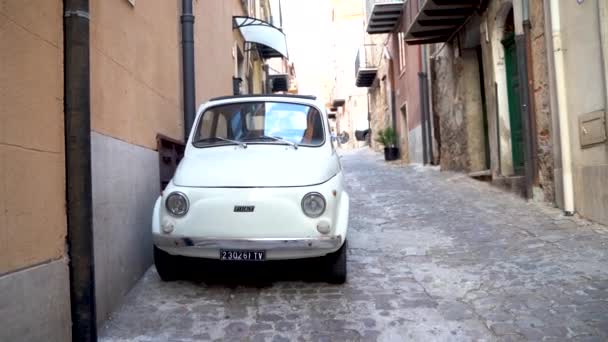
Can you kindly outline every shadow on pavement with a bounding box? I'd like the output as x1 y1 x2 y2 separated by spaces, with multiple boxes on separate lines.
171 256 333 287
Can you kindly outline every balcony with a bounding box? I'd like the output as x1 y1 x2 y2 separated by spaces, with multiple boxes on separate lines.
355 47 378 88
404 0 481 45
268 74 289 92
366 0 404 34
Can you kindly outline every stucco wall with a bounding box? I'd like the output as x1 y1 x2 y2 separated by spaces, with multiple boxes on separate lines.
0 1 71 340
195 0 246 102
90 0 183 149
387 4 422 163
558 0 608 225
1 0 66 275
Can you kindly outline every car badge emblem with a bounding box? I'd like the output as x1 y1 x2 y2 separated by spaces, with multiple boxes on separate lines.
234 205 255 213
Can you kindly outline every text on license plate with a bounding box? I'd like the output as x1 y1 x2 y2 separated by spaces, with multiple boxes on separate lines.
220 250 266 261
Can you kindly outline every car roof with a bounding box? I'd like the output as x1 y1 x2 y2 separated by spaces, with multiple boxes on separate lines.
199 94 325 115
208 94 317 102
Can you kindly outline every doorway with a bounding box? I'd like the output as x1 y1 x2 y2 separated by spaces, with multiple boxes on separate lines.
502 9 524 174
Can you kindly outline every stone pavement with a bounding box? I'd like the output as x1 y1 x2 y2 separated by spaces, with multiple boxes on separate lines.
100 149 608 341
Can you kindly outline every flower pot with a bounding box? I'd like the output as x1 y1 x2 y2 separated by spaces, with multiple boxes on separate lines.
384 147 399 161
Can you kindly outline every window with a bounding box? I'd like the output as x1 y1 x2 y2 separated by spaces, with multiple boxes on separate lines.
398 32 406 72
193 102 326 147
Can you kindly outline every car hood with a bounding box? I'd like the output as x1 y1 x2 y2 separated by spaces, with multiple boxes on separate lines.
173 145 340 187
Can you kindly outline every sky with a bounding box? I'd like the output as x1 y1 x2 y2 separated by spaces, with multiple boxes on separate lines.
277 0 335 100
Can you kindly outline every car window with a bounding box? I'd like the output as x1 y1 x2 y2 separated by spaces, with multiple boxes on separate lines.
192 101 325 147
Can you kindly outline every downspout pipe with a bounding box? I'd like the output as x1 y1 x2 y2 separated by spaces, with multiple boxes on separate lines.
523 0 539 186
514 5 534 199
420 44 433 165
181 0 196 140
64 0 97 340
418 71 429 164
547 0 575 215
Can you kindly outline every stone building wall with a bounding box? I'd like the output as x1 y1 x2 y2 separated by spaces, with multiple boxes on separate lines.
529 0 555 202
368 57 392 154
432 46 466 171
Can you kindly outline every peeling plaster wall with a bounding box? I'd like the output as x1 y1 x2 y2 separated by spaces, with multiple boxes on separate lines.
368 52 393 154
432 44 486 172
529 0 555 202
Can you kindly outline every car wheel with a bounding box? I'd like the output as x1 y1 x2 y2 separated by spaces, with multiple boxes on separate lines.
326 240 347 284
154 246 180 281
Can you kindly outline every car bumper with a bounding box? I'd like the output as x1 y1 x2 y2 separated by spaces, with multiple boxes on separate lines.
154 234 344 260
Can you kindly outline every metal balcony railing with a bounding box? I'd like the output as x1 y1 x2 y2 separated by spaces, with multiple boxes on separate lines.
355 45 380 87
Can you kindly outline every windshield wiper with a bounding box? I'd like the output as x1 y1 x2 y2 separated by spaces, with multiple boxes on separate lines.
259 135 298 150
193 137 247 149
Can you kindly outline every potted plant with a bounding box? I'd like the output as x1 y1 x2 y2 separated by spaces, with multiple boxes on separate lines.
375 127 399 161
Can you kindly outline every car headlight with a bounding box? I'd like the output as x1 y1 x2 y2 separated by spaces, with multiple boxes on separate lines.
165 192 189 217
301 192 326 218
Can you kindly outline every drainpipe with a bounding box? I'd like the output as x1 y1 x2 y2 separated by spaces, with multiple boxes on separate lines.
515 0 534 198
546 0 575 215
418 71 428 164
64 0 97 341
367 91 372 146
419 44 433 165
523 0 539 186
181 0 196 140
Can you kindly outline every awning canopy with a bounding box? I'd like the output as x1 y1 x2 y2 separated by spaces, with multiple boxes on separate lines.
233 16 288 59
404 0 480 45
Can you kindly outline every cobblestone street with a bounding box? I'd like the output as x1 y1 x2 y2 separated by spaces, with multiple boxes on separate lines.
100 149 608 341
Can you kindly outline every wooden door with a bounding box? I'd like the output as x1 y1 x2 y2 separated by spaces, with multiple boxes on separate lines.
502 33 524 174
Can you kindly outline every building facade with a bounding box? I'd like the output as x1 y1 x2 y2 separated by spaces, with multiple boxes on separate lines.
0 1 290 341
546 0 608 225
327 0 370 150
358 0 434 163
404 0 608 225
1 1 71 341
406 0 551 197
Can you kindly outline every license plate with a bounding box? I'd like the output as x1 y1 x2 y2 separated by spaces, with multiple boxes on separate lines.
220 250 266 261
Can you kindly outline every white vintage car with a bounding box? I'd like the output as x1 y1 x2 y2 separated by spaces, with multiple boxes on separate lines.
152 94 350 283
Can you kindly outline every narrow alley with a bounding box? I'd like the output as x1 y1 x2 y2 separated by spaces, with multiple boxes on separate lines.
100 150 608 341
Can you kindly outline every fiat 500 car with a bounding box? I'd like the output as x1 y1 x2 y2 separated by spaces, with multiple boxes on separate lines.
152 95 350 283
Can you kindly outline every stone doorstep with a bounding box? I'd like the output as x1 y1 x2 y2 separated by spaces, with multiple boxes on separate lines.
491 175 527 198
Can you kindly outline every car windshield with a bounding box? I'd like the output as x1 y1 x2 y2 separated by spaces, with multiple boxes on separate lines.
192 101 325 148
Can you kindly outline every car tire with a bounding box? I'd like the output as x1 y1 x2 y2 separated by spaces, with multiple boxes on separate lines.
154 246 180 281
326 240 347 284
